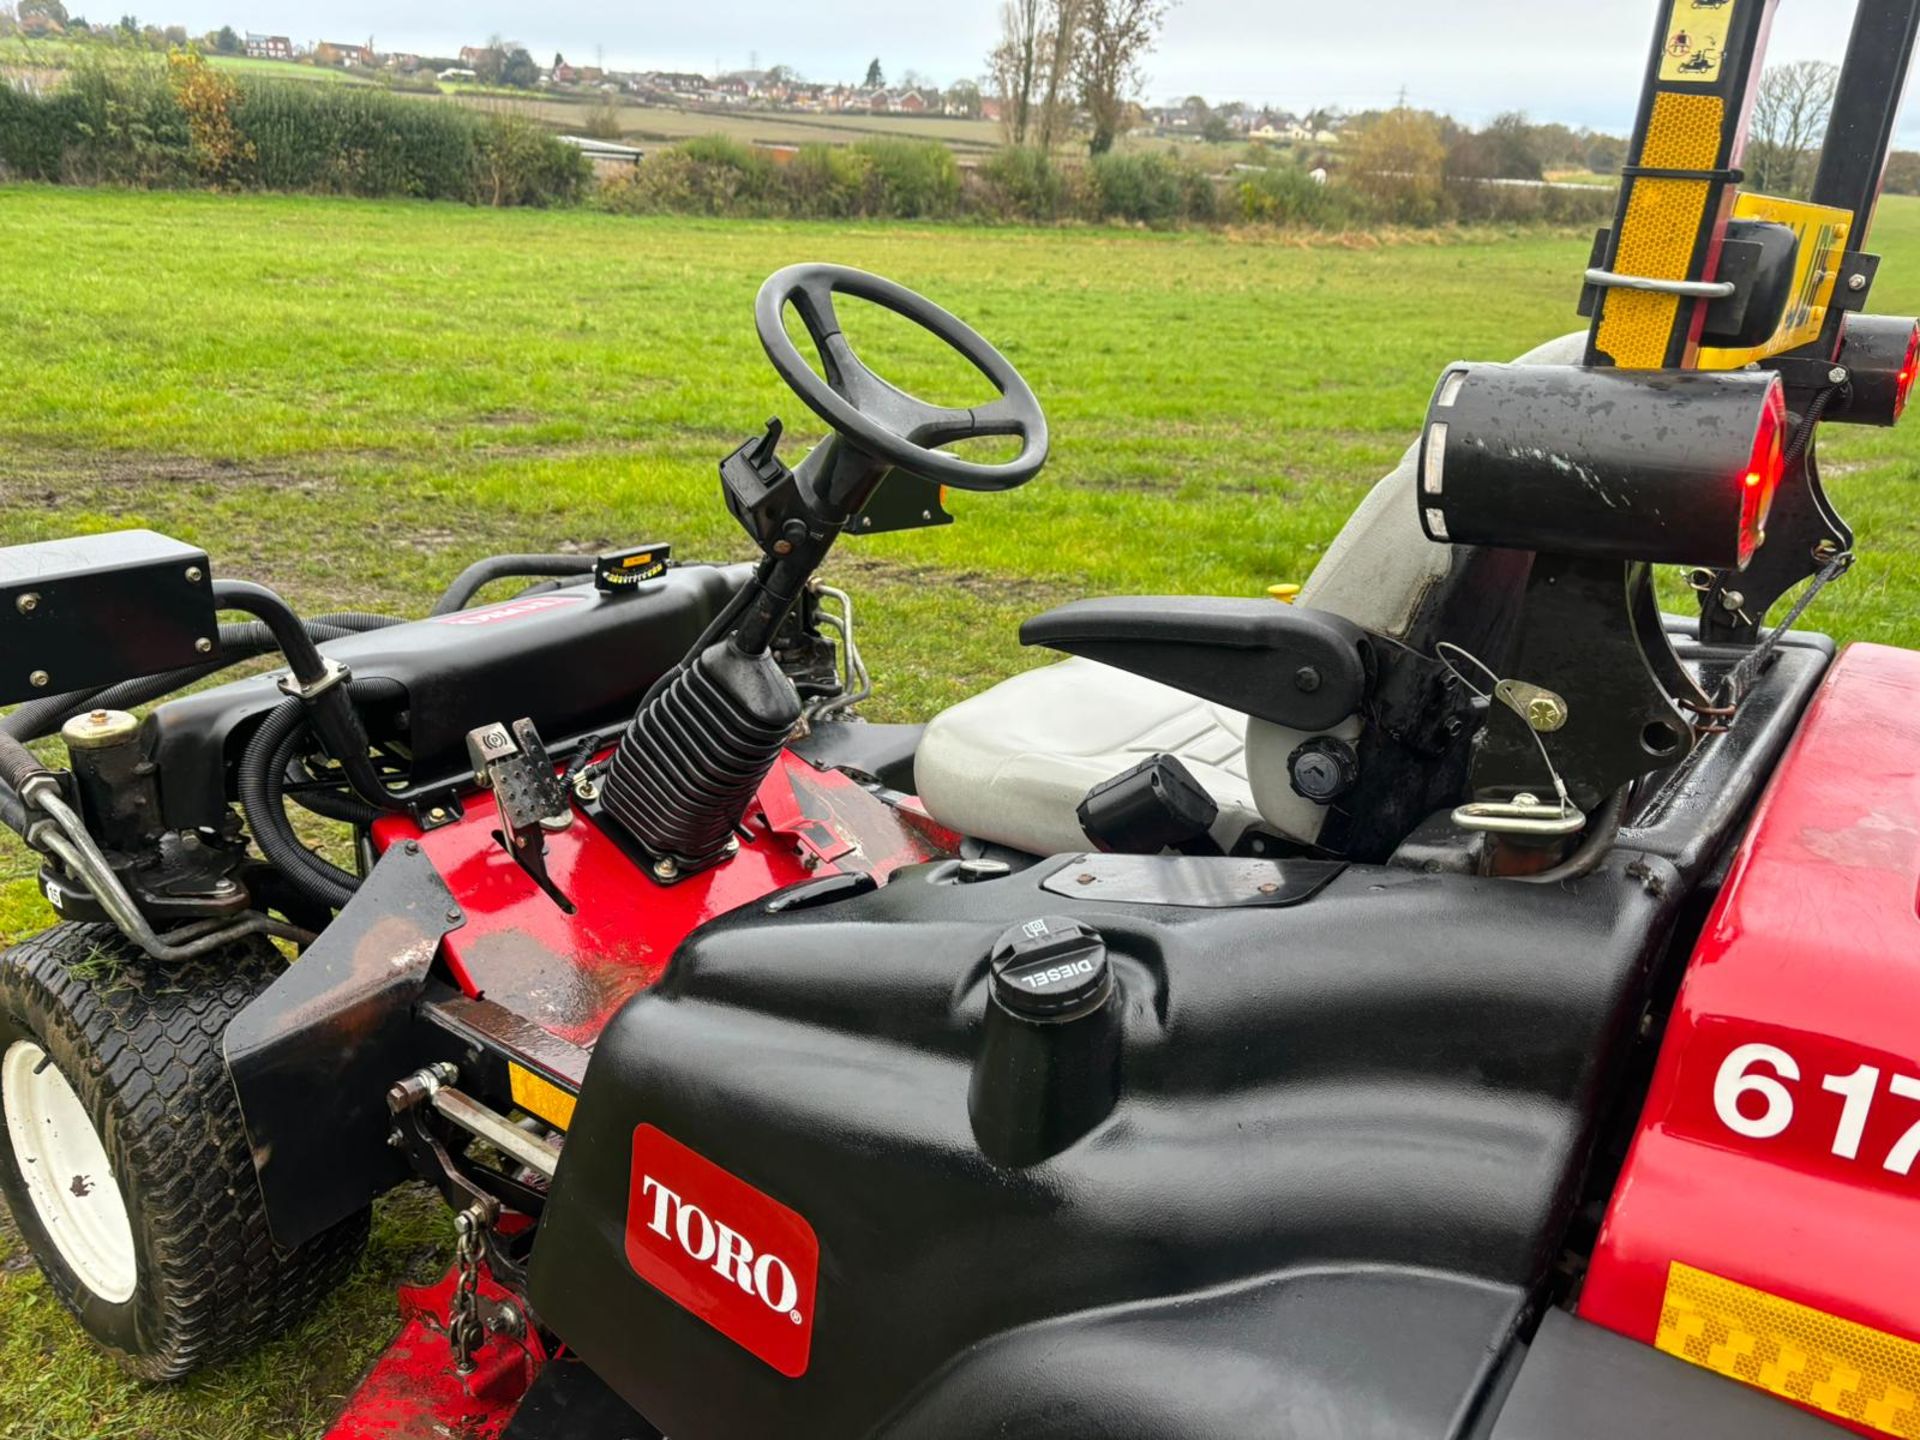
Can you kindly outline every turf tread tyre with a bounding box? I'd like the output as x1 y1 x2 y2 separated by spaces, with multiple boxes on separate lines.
0 922 368 1379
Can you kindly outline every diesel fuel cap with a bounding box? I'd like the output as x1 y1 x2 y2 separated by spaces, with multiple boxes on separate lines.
989 917 1111 1020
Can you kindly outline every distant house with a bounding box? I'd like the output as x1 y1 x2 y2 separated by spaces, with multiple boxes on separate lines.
458 45 492 67
895 90 928 113
551 62 578 84
981 97 1003 124
244 32 293 60
649 71 707 98
315 40 374 67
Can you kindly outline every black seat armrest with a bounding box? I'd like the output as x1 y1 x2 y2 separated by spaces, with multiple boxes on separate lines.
1019 597 1370 731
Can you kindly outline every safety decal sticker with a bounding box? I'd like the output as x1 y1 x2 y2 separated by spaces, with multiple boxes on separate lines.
1659 0 1738 84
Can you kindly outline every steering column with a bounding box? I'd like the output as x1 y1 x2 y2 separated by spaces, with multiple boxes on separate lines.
596 264 1049 877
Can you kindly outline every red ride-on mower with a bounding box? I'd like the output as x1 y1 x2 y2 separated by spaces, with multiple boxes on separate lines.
4 4 1920 1437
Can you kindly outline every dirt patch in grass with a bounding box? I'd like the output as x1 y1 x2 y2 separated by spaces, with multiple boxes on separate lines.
834 552 1069 609
0 451 309 497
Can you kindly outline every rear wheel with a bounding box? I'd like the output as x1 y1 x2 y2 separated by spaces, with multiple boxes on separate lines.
0 922 369 1380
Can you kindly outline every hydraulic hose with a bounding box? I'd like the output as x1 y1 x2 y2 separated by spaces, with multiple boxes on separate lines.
239 699 357 910
213 581 408 813
1 612 401 743
288 771 384 826
237 676 407 911
429 554 595 616
0 712 57 840
212 579 331 683
0 730 52 797
0 783 26 838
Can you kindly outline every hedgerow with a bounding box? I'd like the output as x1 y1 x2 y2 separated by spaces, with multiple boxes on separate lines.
0 58 1613 232
0 53 589 207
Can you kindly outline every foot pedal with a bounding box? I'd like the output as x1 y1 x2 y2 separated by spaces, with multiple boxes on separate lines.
467 719 575 912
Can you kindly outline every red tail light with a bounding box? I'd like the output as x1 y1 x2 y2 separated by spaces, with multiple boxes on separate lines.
1828 315 1920 428
1737 377 1788 564
1896 322 1919 422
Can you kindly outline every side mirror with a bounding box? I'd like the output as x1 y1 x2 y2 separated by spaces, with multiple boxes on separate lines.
1700 220 1802 351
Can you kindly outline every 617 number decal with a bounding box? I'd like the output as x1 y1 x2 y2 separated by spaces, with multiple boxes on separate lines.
1712 1041 1920 1176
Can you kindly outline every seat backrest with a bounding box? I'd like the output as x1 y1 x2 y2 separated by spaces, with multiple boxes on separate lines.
1296 331 1587 641
1246 331 1590 850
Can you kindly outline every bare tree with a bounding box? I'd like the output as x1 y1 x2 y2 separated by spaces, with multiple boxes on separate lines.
1076 0 1168 155
1034 0 1084 151
989 0 1043 144
1747 60 1839 198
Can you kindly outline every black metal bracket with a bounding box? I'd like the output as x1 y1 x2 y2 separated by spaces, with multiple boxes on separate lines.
1471 557 1699 814
224 842 467 1248
1698 446 1853 644
1618 164 1744 183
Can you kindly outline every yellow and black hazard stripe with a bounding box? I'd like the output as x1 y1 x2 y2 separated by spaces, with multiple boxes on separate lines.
1587 0 1779 372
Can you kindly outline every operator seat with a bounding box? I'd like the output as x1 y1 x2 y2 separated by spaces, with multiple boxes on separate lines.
913 332 1589 856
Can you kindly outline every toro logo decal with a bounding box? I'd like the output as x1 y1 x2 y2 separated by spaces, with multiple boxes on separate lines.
625 1124 819 1377
433 594 583 627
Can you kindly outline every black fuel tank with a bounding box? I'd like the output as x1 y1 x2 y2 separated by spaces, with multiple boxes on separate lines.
147 564 749 830
530 850 1687 1439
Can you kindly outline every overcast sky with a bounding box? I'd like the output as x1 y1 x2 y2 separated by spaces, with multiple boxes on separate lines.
166 1 1912 143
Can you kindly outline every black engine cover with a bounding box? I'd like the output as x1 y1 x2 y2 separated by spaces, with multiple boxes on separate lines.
146 565 748 829
530 851 1687 1439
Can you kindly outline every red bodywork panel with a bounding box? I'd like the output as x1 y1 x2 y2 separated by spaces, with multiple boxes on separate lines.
1581 644 1920 1433
333 750 953 1438
369 750 954 1071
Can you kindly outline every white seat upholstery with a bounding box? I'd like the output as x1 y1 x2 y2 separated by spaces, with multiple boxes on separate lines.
914 329 1592 856
914 657 1262 855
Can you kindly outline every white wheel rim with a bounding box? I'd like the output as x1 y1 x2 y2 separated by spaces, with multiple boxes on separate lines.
3 1039 137 1303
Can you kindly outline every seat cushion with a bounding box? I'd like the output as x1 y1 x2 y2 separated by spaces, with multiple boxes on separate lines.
914 657 1262 856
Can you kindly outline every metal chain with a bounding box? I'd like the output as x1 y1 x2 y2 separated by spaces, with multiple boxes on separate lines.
449 1203 488 1374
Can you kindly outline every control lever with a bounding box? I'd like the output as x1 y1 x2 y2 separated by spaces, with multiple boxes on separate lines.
465 718 575 913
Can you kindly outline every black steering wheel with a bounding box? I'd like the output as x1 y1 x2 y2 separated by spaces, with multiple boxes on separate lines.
755 263 1049 492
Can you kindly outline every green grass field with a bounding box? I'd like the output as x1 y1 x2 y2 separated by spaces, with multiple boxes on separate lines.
438 91 1006 154
0 185 1914 1437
